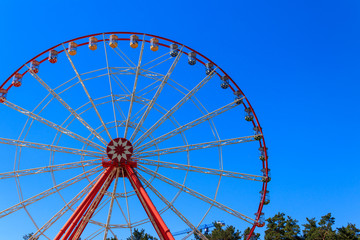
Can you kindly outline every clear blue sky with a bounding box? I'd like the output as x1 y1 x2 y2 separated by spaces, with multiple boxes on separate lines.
0 0 359 239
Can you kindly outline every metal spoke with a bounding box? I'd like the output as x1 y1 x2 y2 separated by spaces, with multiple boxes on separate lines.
103 168 120 240
0 166 102 219
140 51 170 69
0 137 102 158
103 34 119 138
26 65 107 145
138 166 256 224
3 100 105 151
108 38 137 68
122 168 133 238
115 197 130 221
134 68 218 146
137 158 264 182
141 56 173 71
136 171 208 240
85 227 105 240
73 168 116 239
135 135 257 158
62 43 112 140
124 34 146 138
130 48 183 142
29 172 102 239
0 159 101 180
136 99 242 152
111 72 132 95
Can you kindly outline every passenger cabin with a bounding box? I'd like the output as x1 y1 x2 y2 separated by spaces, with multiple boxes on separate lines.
130 35 139 48
48 50 58 63
255 212 265 226
30 60 40 73
205 62 214 75
245 107 254 121
188 52 196 65
169 43 178 57
0 89 7 103
220 75 229 89
109 34 118 48
150 38 159 51
12 73 23 87
253 126 262 140
233 90 243 105
260 190 270 205
89 37 98 50
68 42 78 56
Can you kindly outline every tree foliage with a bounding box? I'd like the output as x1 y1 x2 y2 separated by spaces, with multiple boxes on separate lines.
265 212 301 240
337 223 360 240
126 228 158 240
23 214 360 240
243 227 260 240
23 233 39 240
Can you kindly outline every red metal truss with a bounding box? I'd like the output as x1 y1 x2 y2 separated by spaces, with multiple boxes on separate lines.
54 160 174 240
125 165 174 240
54 165 115 240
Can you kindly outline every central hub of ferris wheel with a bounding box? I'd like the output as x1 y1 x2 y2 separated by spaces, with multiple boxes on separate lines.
106 138 134 163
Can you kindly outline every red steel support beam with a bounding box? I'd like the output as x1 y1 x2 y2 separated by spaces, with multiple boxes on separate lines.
55 165 115 240
125 165 174 240
69 172 116 239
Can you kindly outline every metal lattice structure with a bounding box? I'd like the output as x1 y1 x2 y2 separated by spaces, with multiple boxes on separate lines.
0 32 269 240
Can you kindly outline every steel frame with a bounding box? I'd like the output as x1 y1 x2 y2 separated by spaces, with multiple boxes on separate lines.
0 32 269 240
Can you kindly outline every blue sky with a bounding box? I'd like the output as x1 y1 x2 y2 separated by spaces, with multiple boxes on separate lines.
0 0 359 239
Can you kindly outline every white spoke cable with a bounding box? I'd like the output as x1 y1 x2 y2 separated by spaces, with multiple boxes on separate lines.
137 158 264 182
0 137 102 158
138 166 256 224
130 47 184 142
103 168 120 240
140 56 173 72
106 34 137 68
140 51 170 68
110 72 132 95
0 166 102 219
26 65 107 145
3 101 105 151
133 68 218 147
122 168 133 237
73 169 116 239
85 227 105 240
137 99 243 152
136 171 208 240
124 34 146 138
0 159 101 180
29 172 102 239
134 135 258 158
62 43 112 141
103 34 119 138
124 167 163 240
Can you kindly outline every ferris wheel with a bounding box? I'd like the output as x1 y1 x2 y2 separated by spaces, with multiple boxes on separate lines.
0 32 270 240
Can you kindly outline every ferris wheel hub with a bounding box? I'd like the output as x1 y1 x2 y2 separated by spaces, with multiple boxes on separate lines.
106 138 134 163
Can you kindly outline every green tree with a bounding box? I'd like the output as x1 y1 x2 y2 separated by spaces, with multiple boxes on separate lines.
302 213 338 240
194 222 242 240
242 227 260 240
23 233 39 240
126 228 158 240
337 223 360 240
264 212 301 240
318 213 337 240
302 217 318 239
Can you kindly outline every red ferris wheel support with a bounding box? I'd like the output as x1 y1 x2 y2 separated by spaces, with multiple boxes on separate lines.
54 138 174 240
125 165 174 240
